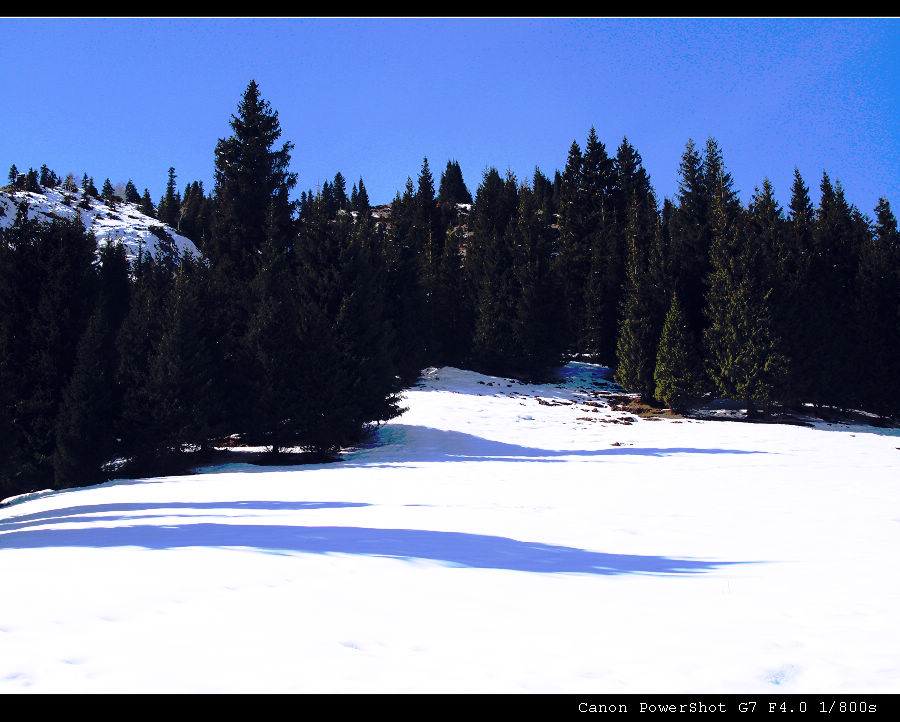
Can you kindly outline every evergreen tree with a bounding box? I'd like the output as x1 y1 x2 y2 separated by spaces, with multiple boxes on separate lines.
52 305 115 487
140 188 156 217
666 139 709 346
778 168 817 406
3 215 98 488
208 79 297 276
146 252 221 455
580 128 619 362
467 168 521 374
704 181 787 416
654 291 703 412
206 80 298 424
615 191 666 401
157 167 180 227
855 198 900 416
333 172 348 212
511 183 566 378
353 177 371 215
24 168 40 193
382 178 427 384
808 173 860 409
101 177 117 205
124 179 141 204
437 160 472 205
554 140 587 350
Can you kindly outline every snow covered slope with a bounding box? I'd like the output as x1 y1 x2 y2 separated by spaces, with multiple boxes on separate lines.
0 186 198 261
1 363 898 693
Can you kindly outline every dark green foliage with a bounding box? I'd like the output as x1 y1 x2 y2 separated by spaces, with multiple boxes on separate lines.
854 198 900 415
157 167 180 228
333 172 348 212
509 184 566 378
101 177 116 204
0 213 98 493
654 291 704 412
24 168 40 193
437 160 472 205
146 252 222 455
554 140 587 349
52 305 116 488
806 174 862 410
615 190 666 401
84 175 99 198
466 168 521 374
206 80 298 423
124 179 141 204
353 177 370 215
704 182 788 415
208 79 297 279
382 178 428 384
140 188 155 217
177 181 212 244
39 165 59 189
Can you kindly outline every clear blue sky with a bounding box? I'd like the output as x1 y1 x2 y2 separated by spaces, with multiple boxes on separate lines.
2 18 898 215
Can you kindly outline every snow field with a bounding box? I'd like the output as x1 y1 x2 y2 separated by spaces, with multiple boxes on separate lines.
1 363 898 692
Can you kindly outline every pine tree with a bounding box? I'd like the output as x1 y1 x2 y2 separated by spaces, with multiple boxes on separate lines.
2 215 99 489
667 139 709 346
580 128 619 362
333 172 348 212
704 182 787 416
855 198 900 416
146 252 220 456
467 168 521 374
124 179 141 204
52 305 115 488
157 167 180 227
208 79 297 277
101 178 116 205
354 177 370 215
615 191 665 401
654 291 703 412
437 160 472 205
554 140 587 351
24 168 40 193
808 173 860 409
206 80 298 424
511 183 566 378
140 188 155 217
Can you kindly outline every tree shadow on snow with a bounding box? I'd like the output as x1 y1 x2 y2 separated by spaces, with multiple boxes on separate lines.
344 424 767 465
0 500 370 532
0 519 749 576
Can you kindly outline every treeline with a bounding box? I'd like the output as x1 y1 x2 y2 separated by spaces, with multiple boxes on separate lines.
0 81 404 498
377 129 899 421
2 80 899 498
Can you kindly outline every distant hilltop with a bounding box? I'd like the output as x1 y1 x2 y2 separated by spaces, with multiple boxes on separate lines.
0 184 198 263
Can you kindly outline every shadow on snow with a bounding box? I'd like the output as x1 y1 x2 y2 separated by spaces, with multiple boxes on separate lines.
0 516 748 576
342 424 767 466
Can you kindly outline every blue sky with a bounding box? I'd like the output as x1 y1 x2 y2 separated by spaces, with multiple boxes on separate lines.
2 18 898 215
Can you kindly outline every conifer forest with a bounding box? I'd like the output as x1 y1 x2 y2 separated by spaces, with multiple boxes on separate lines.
2 80 899 499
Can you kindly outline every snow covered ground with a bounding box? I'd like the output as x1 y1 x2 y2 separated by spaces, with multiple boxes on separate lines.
0 187 197 262
1 363 898 693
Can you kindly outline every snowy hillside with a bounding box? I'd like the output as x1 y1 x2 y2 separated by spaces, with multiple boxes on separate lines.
1 362 898 693
0 186 198 261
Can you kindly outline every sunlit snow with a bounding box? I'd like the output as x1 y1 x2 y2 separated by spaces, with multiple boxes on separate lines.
1 363 898 693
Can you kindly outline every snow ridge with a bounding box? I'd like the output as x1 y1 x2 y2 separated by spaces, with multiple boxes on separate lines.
0 186 198 262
